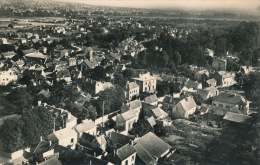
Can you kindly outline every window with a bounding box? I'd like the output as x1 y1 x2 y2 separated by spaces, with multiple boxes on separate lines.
125 160 128 165
219 104 223 107
71 138 74 143
176 107 178 111
226 105 230 109
131 155 135 161
213 103 216 106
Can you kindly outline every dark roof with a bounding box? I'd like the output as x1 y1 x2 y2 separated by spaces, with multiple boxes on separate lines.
38 156 62 165
134 142 156 165
56 69 71 78
117 144 136 161
135 132 171 159
80 132 96 142
213 93 246 105
33 140 50 155
223 112 252 124
109 132 134 148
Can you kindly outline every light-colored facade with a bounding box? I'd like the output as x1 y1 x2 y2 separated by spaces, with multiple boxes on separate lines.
125 82 140 100
214 71 236 87
48 128 78 150
172 96 197 119
133 72 157 93
0 69 18 86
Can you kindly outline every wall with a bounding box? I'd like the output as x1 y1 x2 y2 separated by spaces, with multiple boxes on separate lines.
121 153 136 165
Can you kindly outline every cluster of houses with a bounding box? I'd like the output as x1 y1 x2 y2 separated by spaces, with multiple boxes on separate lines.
0 14 257 165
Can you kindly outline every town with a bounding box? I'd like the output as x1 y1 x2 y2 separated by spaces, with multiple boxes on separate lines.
0 0 260 165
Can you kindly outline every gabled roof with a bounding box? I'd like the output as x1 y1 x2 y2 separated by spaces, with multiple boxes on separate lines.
178 96 197 112
206 78 217 85
223 112 252 124
82 59 95 69
33 140 50 155
117 110 138 122
117 144 136 161
38 89 51 98
144 94 158 104
213 93 246 105
74 120 96 134
56 69 71 78
49 128 77 141
197 89 210 100
185 80 201 89
134 142 156 165
1 51 16 57
146 116 156 127
109 132 135 148
22 48 36 55
126 99 142 110
38 156 62 165
126 82 139 90
25 52 47 59
135 132 171 159
151 107 168 119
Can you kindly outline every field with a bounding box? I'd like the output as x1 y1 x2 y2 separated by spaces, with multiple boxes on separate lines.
162 119 222 165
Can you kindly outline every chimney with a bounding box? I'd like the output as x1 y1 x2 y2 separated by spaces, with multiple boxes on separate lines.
89 160 92 165
40 136 43 141
129 140 134 146
49 141 52 146
94 152 96 157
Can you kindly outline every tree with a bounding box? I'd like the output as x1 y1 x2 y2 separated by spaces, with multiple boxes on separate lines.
113 73 127 88
122 69 136 80
96 86 125 115
0 118 25 152
129 119 154 137
154 124 167 137
21 106 54 146
91 66 106 81
6 88 33 110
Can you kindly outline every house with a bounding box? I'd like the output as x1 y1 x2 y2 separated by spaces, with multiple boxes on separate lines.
134 132 171 162
0 69 18 86
212 58 227 71
241 66 252 74
185 80 202 91
45 104 77 130
172 96 197 119
194 69 209 81
48 128 78 150
121 99 142 115
147 107 172 126
133 72 157 93
80 59 95 71
146 116 156 128
56 69 71 83
60 49 69 57
206 78 217 87
214 71 236 87
125 81 139 100
1 51 16 59
0 38 8 44
107 132 135 149
68 57 77 67
116 110 139 132
197 86 219 101
78 132 107 151
32 139 54 163
38 156 62 165
23 51 48 64
74 119 97 138
212 92 250 115
82 79 114 95
71 70 82 80
105 143 136 165
223 112 252 126
144 94 158 106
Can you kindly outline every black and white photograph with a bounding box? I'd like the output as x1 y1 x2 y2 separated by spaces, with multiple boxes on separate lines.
0 0 259 164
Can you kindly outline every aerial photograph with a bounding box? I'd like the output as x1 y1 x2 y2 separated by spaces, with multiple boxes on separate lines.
0 0 259 164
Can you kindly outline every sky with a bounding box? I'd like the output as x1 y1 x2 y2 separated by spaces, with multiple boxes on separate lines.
57 0 260 12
